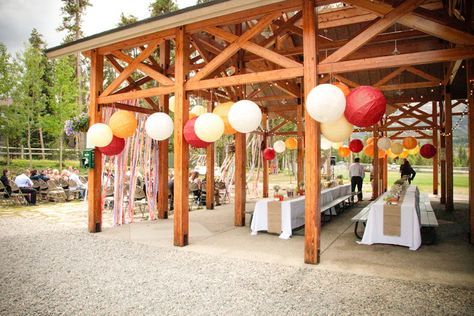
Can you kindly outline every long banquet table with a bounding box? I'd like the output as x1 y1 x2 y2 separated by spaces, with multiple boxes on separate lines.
250 184 351 239
358 185 421 250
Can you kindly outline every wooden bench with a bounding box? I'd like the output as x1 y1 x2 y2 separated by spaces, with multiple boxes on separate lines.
321 192 358 221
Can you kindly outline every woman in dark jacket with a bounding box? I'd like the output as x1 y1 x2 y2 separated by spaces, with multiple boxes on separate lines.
400 159 416 184
1 169 12 197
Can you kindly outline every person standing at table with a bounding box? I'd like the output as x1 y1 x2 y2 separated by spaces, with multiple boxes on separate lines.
349 157 365 202
400 158 416 184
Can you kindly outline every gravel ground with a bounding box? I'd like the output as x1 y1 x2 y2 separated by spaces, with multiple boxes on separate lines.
1 218 473 316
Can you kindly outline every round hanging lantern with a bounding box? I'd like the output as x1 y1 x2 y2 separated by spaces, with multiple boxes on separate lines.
391 142 404 155
420 144 437 159
399 150 409 159
213 102 237 135
386 148 398 159
332 142 343 149
87 123 113 147
194 113 225 142
228 100 262 133
305 84 346 123
408 145 420 155
184 117 211 148
332 82 351 96
366 137 374 145
403 136 418 150
349 139 363 153
263 148 276 160
190 105 206 117
108 110 137 138
285 137 298 150
273 140 286 153
189 112 197 120
338 146 350 158
377 137 392 151
321 115 353 142
169 96 175 112
145 112 174 141
321 136 332 150
364 144 386 158
98 135 125 156
345 86 386 127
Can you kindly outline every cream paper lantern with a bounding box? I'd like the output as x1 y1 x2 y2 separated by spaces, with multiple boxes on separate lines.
321 136 332 150
321 115 353 142
391 142 404 155
306 84 346 123
332 142 343 149
273 140 286 153
228 100 262 133
194 113 224 142
377 137 392 151
145 112 174 141
169 96 175 112
190 105 206 116
87 123 113 147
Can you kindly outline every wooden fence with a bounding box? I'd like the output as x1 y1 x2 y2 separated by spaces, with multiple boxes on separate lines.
0 146 80 160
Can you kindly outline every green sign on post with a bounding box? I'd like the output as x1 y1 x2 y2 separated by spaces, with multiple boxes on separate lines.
81 149 95 169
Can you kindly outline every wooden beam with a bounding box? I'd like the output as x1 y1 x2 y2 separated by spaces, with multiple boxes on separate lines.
379 81 441 92
373 131 379 198
317 47 474 74
445 84 454 212
467 59 474 244
87 49 104 233
440 101 446 204
297 100 304 186
97 85 175 104
432 101 438 195
206 100 215 210
262 114 269 198
374 66 407 87
158 40 170 219
322 0 426 64
303 0 321 265
99 103 155 115
173 26 189 246
406 66 441 83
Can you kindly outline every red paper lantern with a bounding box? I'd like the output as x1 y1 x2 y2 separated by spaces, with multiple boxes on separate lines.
98 135 125 156
338 146 351 158
420 144 437 159
349 139 364 153
184 117 211 148
345 86 386 127
263 148 276 160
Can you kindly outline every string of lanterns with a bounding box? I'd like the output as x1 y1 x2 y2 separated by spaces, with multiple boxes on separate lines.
440 105 468 137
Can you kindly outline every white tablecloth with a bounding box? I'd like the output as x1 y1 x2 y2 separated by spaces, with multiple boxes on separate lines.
250 184 351 239
358 185 422 250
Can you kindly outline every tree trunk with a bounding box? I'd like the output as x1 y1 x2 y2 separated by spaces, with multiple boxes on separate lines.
38 127 46 160
21 144 24 159
27 124 32 167
6 137 10 165
59 136 64 170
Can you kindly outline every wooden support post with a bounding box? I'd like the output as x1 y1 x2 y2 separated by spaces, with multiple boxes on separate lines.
432 101 439 195
262 113 269 198
88 49 103 233
303 0 321 265
173 27 189 246
467 59 474 244
206 100 215 210
445 86 454 211
297 101 304 185
383 155 388 192
158 40 170 219
440 101 446 204
373 131 379 198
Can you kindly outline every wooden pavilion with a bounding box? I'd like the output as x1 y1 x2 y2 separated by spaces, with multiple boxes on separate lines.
46 0 474 264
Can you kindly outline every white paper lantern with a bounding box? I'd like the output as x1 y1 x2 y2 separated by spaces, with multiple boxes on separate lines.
391 142 404 155
321 116 353 142
321 136 332 150
169 96 175 112
145 112 174 141
228 100 262 133
194 113 224 142
273 140 286 153
306 84 346 123
87 123 113 147
332 142 343 149
377 137 392 151
190 105 206 116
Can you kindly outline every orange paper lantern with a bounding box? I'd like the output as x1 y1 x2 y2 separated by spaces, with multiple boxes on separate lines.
285 137 298 150
108 110 137 138
213 102 237 135
332 82 351 96
364 144 386 158
403 136 418 150
189 112 197 120
338 146 350 157
366 137 374 145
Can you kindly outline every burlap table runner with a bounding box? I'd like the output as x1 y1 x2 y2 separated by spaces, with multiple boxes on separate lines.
383 192 406 236
267 201 282 234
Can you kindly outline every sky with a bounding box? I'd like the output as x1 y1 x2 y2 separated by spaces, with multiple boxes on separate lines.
0 0 197 54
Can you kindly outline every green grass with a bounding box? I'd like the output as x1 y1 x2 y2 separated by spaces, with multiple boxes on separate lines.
0 159 84 174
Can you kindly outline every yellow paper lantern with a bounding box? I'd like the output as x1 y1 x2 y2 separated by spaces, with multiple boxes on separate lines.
399 150 409 159
408 145 420 155
190 105 207 116
213 102 237 135
169 96 175 112
194 113 224 142
285 137 298 150
108 110 137 138
338 146 350 157
386 148 398 159
321 115 353 142
403 136 418 150
391 142 404 155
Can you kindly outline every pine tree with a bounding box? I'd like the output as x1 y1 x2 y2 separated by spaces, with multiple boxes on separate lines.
118 13 138 26
197 0 214 4
149 0 178 17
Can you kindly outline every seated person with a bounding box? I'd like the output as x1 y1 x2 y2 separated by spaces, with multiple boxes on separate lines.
189 171 202 202
168 176 174 210
68 170 86 199
14 170 37 205
30 169 50 182
1 169 12 198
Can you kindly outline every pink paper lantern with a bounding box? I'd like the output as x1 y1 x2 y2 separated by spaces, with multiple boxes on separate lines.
420 144 437 159
263 148 276 160
349 139 364 153
184 117 211 148
345 86 386 127
98 135 125 156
